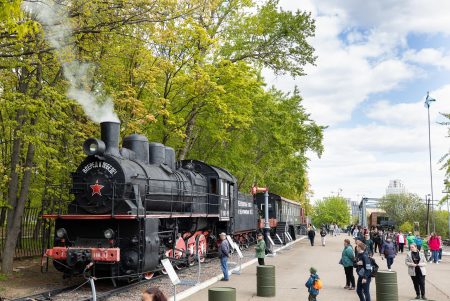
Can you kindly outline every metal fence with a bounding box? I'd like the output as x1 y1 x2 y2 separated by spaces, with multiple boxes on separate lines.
0 206 51 260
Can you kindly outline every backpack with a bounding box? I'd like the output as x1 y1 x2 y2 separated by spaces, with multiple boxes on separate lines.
313 278 323 290
369 257 379 277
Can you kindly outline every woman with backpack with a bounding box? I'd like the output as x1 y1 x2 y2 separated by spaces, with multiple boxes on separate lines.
341 239 355 290
405 243 427 300
355 242 372 301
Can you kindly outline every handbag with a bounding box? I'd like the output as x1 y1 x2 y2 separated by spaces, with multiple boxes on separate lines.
339 258 343 265
357 268 365 277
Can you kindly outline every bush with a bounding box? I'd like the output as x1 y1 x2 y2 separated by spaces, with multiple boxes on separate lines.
399 221 413 233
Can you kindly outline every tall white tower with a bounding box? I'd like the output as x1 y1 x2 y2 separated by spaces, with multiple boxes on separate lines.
386 179 406 195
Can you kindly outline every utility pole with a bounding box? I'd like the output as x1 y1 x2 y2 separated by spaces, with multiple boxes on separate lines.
425 194 431 236
425 92 436 233
444 179 450 238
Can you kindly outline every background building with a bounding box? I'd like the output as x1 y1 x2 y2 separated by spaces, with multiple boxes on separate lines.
386 179 406 195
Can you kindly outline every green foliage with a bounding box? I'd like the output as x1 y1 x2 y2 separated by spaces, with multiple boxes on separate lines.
399 221 413 233
433 210 449 238
0 273 7 281
379 193 427 233
438 113 449 206
312 196 350 227
0 0 322 222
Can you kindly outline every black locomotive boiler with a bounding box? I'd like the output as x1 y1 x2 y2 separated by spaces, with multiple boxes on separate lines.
43 121 258 280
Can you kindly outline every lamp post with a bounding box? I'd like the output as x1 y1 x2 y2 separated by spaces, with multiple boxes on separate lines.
444 179 450 238
425 194 431 236
425 92 436 233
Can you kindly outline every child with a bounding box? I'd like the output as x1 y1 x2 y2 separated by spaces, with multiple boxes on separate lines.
305 267 320 301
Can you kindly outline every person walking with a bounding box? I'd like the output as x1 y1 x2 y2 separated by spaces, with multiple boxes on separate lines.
218 232 230 280
372 230 381 254
308 225 316 246
355 242 372 301
320 227 327 246
405 243 427 300
305 267 320 301
428 233 441 264
438 235 443 262
397 231 406 253
341 239 355 290
414 235 423 252
352 226 359 239
381 237 397 271
363 234 374 256
255 233 266 265
407 232 416 251
333 223 339 236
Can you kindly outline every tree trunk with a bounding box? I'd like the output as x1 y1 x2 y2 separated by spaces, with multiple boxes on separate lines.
178 107 198 161
1 140 35 274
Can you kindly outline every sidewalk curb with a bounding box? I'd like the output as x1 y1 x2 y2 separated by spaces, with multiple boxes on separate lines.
171 236 307 301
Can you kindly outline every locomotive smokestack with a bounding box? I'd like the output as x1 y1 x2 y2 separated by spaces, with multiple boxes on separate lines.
101 121 121 156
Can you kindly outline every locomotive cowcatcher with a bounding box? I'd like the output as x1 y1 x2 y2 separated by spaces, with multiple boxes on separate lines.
42 121 258 281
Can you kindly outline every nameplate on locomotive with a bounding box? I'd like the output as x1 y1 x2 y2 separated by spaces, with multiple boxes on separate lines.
238 200 254 215
82 161 117 175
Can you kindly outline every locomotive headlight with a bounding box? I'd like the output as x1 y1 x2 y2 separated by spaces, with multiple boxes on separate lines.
104 228 115 239
56 228 67 239
83 138 106 156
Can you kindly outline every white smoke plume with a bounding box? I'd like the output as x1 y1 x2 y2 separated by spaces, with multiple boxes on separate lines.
23 0 119 123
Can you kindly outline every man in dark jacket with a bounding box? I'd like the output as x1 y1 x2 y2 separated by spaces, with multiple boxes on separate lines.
380 237 397 271
355 242 372 301
219 232 230 281
372 230 381 253
308 225 316 246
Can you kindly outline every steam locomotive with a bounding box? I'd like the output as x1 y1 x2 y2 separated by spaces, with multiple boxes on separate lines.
43 122 302 280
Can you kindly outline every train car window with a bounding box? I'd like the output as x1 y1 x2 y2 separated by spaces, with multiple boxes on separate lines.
230 184 234 199
210 178 217 194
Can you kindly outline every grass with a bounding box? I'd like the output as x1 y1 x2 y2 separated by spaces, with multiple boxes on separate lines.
0 273 7 281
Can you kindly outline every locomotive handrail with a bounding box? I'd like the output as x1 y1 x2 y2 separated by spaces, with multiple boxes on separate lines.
41 181 222 217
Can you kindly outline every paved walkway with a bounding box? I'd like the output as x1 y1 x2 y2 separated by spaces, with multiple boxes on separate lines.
181 234 450 301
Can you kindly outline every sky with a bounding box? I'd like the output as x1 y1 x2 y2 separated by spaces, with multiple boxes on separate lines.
264 1 449 204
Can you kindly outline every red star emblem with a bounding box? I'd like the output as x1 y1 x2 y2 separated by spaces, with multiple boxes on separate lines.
90 180 104 196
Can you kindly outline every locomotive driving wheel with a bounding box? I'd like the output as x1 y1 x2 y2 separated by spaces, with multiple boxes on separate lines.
196 234 207 263
174 237 186 270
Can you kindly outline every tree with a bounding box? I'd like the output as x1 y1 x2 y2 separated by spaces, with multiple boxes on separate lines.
0 0 323 274
434 210 449 237
438 113 449 205
312 196 350 228
379 193 427 233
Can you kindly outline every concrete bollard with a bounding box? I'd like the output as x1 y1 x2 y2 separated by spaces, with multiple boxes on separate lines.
376 270 398 301
257 265 276 297
208 287 236 301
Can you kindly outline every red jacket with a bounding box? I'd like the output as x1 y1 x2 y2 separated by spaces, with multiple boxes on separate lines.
428 236 440 251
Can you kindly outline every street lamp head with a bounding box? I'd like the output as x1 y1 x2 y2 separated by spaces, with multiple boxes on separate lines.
425 91 436 108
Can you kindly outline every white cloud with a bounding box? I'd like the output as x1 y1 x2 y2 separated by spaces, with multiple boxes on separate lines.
308 116 448 203
269 1 450 204
404 48 450 70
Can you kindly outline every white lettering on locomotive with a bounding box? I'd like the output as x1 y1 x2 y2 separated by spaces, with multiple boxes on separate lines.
82 161 117 175
238 209 253 215
238 200 252 207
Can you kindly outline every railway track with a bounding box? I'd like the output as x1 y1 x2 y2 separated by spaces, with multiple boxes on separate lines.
78 258 217 301
10 284 84 301
8 248 246 301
